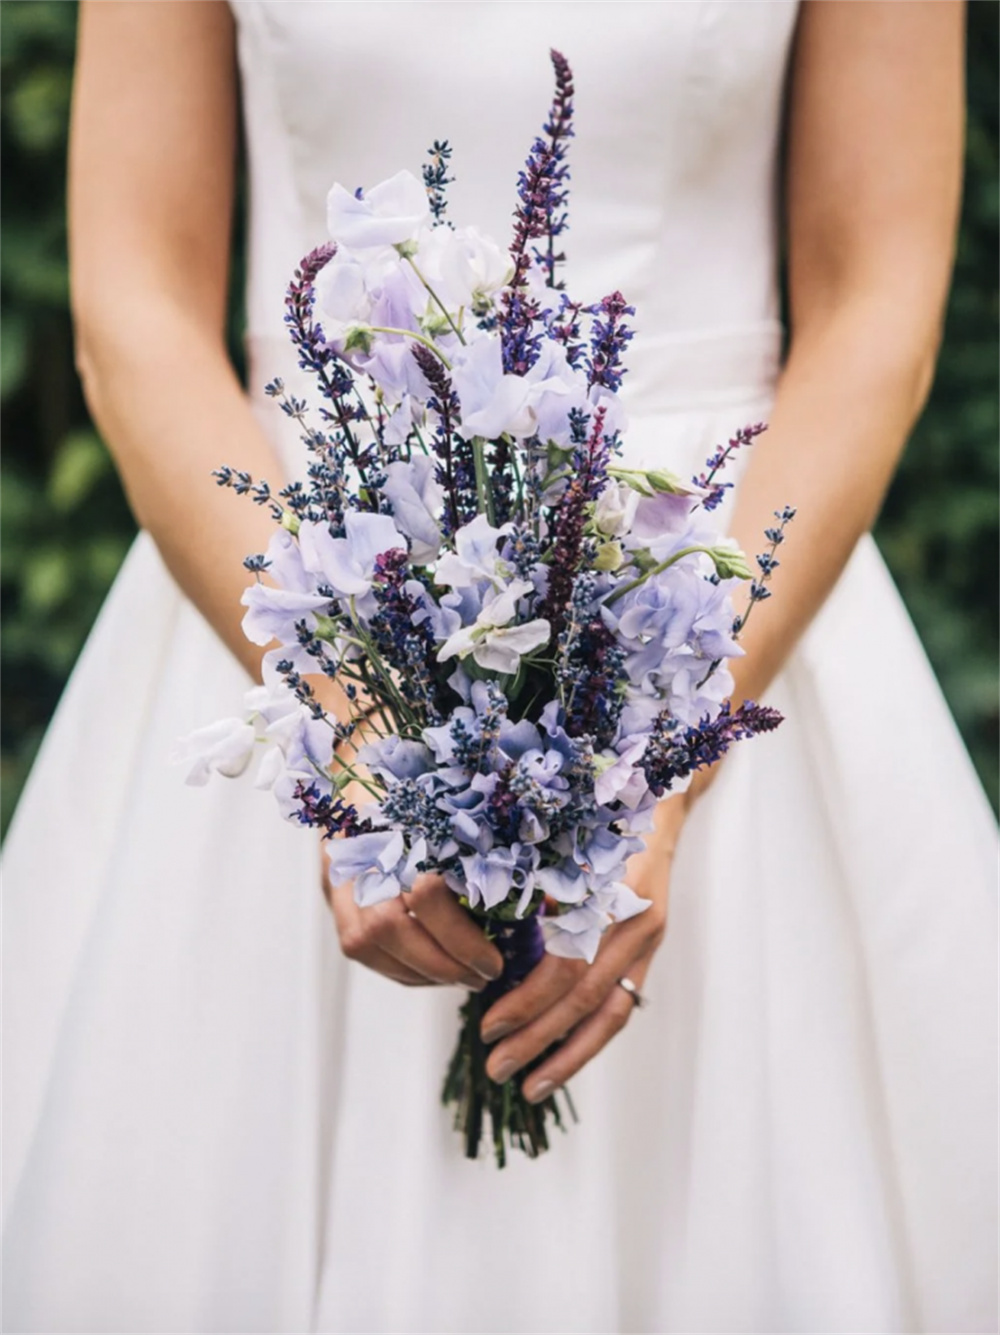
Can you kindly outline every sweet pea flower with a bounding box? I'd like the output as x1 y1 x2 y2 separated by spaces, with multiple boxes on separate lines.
357 338 430 404
542 881 651 962
593 481 640 538
381 455 443 564
297 511 406 612
437 579 549 675
460 843 537 913
434 513 514 589
419 224 511 311
172 717 257 786
592 736 649 807
241 584 332 648
450 333 535 440
326 830 427 909
326 170 430 250
312 250 372 342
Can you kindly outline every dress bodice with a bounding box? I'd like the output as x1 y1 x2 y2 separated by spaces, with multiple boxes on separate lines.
231 1 799 461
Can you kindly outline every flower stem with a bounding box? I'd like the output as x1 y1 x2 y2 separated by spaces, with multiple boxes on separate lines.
604 545 713 606
367 326 452 369
405 257 467 346
471 437 496 524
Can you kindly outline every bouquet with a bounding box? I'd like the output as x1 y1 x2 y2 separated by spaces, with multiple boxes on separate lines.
178 50 792 1166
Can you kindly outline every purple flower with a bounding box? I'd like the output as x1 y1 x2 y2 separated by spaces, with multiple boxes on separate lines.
326 830 427 908
460 843 538 912
381 456 444 564
326 170 430 250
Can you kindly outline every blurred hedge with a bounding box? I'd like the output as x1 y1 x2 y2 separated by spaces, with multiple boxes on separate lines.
1 1 997 836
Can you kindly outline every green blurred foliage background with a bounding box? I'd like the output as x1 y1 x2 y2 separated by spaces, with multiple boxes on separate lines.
1 2 997 836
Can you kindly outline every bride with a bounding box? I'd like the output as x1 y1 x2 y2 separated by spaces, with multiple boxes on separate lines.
4 2 996 1331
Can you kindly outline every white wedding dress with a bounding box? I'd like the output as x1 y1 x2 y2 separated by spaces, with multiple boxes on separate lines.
4 5 997 1332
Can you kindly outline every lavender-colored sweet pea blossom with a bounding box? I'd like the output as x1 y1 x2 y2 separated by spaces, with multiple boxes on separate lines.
381 456 444 564
358 338 432 404
608 572 703 657
535 859 590 905
298 511 405 610
357 734 434 783
240 583 332 648
593 736 648 807
248 691 338 820
172 717 257 786
326 170 430 250
628 492 707 545
573 824 645 883
450 333 535 440
326 830 427 908
263 527 314 592
434 513 514 590
460 843 537 913
657 654 735 728
366 261 428 335
543 881 651 963
382 395 423 448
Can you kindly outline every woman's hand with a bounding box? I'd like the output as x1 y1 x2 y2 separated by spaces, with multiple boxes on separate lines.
477 791 689 1103
321 767 504 989
324 862 504 990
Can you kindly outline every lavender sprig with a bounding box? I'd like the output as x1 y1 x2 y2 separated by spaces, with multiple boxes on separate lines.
693 423 768 512
732 505 797 637
422 139 455 227
585 291 635 392
501 48 576 372
643 700 784 796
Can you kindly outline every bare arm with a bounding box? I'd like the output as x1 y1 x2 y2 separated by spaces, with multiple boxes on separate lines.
69 0 279 681
727 0 964 702
480 0 966 1097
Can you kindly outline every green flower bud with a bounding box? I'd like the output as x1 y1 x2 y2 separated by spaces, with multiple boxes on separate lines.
593 539 625 572
313 614 340 643
608 466 656 497
423 311 455 338
645 467 688 494
707 543 752 580
342 324 374 355
280 510 301 536
394 239 419 259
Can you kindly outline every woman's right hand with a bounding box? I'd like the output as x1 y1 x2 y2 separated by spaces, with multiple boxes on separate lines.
318 743 502 990
323 855 504 990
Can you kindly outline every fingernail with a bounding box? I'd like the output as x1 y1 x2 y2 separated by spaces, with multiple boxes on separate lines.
463 976 488 992
481 1021 513 1045
526 1079 556 1104
489 1057 517 1084
474 958 504 982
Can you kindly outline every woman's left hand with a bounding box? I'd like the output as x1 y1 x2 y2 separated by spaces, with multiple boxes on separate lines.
478 791 689 1103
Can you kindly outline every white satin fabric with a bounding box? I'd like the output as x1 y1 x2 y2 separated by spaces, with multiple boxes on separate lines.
3 5 997 1332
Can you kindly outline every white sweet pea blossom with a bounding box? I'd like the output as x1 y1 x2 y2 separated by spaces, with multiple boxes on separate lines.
437 578 549 674
593 481 640 537
418 224 511 311
326 170 430 250
312 250 372 341
172 717 257 786
434 513 514 589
